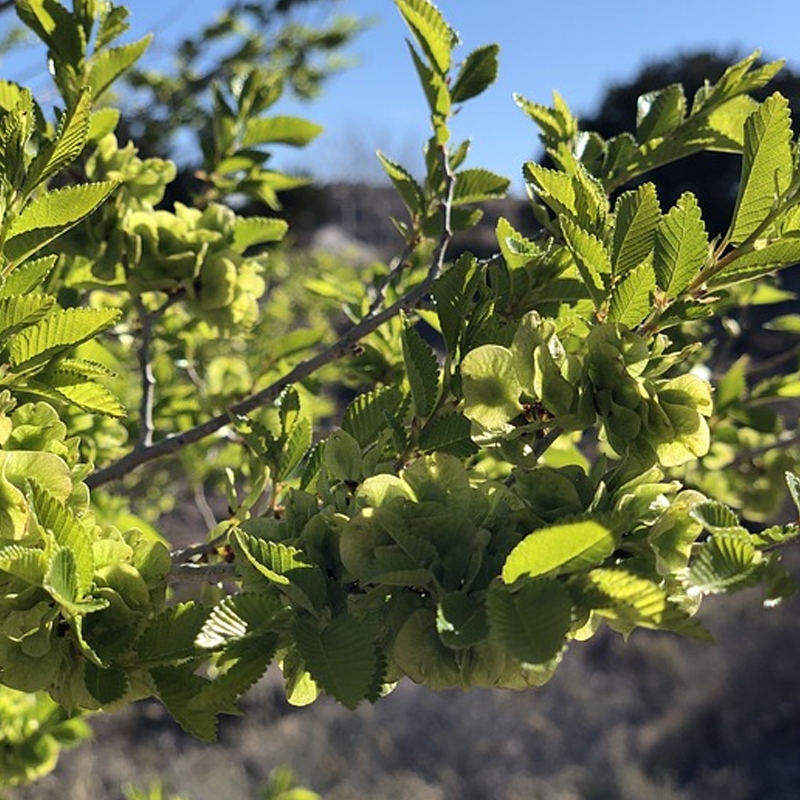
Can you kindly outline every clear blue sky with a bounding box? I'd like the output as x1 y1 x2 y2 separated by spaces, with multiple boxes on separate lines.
5 0 800 192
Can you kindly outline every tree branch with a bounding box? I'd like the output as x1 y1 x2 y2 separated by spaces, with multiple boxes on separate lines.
87 147 458 489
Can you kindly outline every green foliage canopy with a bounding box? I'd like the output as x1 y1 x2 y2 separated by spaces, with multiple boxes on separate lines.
2 0 800 790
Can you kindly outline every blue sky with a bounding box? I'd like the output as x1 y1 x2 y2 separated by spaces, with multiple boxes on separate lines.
5 0 800 192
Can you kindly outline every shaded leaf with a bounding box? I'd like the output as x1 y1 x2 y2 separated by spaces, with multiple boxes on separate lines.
487 579 571 665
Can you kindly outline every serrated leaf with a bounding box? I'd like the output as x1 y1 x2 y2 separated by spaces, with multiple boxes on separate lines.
243 116 323 148
608 261 656 327
0 255 57 298
395 0 458 74
150 666 218 741
5 182 118 265
787 472 800 518
10 306 121 370
0 294 55 340
277 416 312 481
31 485 93 594
406 41 451 122
232 217 288 251
436 591 488 649
294 614 377 708
431 252 479 354
451 44 499 103
654 192 708 296
692 52 783 114
560 216 610 308
231 530 327 613
523 162 577 219
418 411 477 457
342 385 405 447
709 234 800 287
586 568 710 639
48 377 125 417
636 84 686 143
729 93 794 244
196 593 284 650
612 183 661 277
377 151 424 215
0 544 47 584
452 168 509 205
503 521 616 583
686 532 762 594
487 579 571 664
87 35 152 100
402 319 439 418
24 88 92 192
135 603 209 666
44 547 79 606
96 4 131 50
689 500 744 533
84 663 128 705
191 633 277 712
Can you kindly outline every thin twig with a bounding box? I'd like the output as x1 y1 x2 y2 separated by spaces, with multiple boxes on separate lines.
87 151 458 489
166 561 237 585
134 297 157 447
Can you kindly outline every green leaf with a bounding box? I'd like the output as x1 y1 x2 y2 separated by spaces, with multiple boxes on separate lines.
395 0 458 74
692 52 784 114
729 93 794 244
0 544 47 585
560 217 611 308
342 385 405 447
431 252 480 354
323 429 362 483
689 500 744 533
608 261 656 327
135 603 209 666
232 217 288 251
612 183 661 277
418 411 478 457
436 591 488 649
451 44 499 103
47 375 126 417
523 162 577 219
230 530 327 613
636 84 686 143
87 35 152 100
452 168 509 205
196 593 284 650
0 295 55 341
585 568 710 639
503 521 616 583
653 192 708 296
294 614 377 709
5 182 118 265
487 579 572 665
191 633 277 712
242 116 323 148
24 87 92 192
44 547 79 607
150 666 219 741
686 532 762 594
377 151 425 215
460 344 521 430
10 306 121 370
0 255 57 298
84 663 128 705
786 472 800 518
402 318 439 418
709 234 800 287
